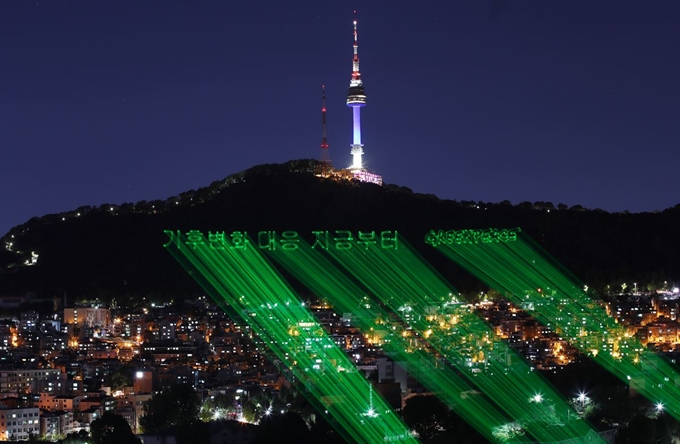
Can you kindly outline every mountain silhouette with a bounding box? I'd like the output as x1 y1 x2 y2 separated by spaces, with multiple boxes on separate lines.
1 159 678 302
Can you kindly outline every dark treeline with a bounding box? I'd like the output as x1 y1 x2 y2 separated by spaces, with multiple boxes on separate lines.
1 159 678 303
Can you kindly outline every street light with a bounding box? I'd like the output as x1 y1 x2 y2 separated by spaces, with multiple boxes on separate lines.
656 402 664 414
575 391 590 417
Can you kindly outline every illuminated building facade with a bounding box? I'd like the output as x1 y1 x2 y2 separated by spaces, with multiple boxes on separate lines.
64 307 111 329
0 407 40 441
0 369 64 394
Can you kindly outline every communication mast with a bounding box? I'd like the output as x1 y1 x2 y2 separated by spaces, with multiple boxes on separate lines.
320 85 331 165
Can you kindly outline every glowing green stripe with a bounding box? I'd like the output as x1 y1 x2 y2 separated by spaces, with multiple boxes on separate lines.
323 236 600 443
438 231 680 422
165 233 418 444
268 239 513 442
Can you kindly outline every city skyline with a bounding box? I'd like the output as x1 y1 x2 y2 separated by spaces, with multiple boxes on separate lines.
2 1 680 237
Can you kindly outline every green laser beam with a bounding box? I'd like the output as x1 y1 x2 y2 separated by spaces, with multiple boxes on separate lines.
437 230 680 422
268 236 517 442
321 234 601 443
165 232 419 444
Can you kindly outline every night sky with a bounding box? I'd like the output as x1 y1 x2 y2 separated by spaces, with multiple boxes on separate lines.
2 1 679 237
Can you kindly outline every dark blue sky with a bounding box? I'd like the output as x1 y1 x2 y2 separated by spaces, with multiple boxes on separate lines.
2 1 679 236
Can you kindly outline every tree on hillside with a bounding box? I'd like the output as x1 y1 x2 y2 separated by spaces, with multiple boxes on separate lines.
139 384 201 433
59 430 90 443
402 395 456 442
26 434 51 443
255 411 310 444
104 363 134 391
90 412 140 444
175 420 211 444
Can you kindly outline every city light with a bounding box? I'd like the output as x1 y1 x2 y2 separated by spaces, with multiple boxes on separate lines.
656 402 664 413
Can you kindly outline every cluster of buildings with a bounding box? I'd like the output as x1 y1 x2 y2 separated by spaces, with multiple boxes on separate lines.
0 294 412 441
0 304 150 440
0 295 278 441
608 289 680 351
2 287 679 441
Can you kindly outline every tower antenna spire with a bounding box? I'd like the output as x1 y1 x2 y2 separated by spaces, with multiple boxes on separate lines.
320 85 331 165
352 10 361 81
347 11 367 171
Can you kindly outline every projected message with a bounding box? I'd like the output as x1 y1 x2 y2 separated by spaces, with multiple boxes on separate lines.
425 228 521 247
163 229 399 251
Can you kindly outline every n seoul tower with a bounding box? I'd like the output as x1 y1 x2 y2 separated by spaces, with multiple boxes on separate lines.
347 11 367 171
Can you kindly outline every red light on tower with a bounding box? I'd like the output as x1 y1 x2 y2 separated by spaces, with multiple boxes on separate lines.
320 85 331 164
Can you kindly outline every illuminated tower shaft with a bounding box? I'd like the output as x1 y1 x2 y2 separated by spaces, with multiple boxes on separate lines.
346 12 367 170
